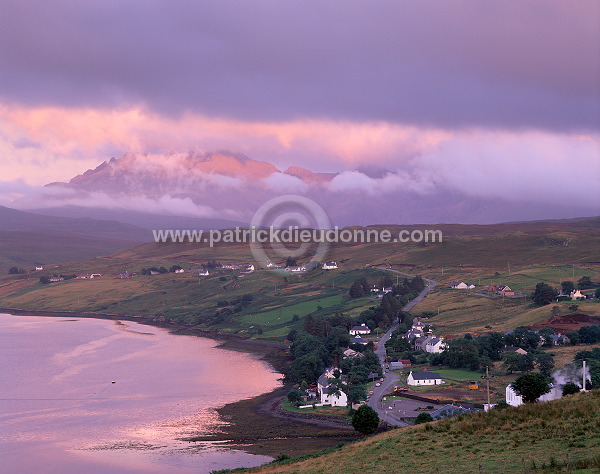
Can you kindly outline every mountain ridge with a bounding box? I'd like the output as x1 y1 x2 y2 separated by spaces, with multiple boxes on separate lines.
12 151 599 227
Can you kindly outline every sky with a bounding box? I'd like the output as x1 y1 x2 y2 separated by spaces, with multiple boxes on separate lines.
0 0 598 212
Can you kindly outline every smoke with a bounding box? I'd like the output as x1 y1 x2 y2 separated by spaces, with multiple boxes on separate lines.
552 363 591 388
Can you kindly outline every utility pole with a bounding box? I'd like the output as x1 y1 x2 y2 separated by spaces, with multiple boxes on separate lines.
482 366 493 410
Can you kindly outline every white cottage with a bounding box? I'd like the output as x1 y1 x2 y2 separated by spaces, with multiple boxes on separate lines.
407 371 443 386
349 324 371 336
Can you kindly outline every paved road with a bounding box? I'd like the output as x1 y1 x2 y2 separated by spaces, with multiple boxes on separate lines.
367 268 438 426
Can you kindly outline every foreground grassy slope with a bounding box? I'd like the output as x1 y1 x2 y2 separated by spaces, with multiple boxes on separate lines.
244 390 600 474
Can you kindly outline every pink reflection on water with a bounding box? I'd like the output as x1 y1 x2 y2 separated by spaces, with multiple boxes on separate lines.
0 314 281 473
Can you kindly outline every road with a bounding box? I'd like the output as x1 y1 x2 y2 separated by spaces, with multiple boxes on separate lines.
366 268 438 426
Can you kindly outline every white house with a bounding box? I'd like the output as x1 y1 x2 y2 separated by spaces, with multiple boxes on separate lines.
317 368 348 407
570 289 586 300
320 387 348 407
452 281 475 289
35 266 43 271
174 268 185 273
407 371 443 386
240 264 255 273
425 337 447 354
198 269 209 276
322 262 338 270
505 384 563 407
285 266 307 273
349 324 371 336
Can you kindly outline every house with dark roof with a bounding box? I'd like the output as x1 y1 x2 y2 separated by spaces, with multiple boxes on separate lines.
405 328 424 341
496 285 515 296
350 335 368 345
407 371 443 386
414 335 434 351
548 333 570 346
430 404 475 420
425 337 447 353
349 323 371 336
500 346 528 355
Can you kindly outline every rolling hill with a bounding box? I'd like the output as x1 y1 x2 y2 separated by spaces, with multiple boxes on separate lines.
0 217 598 342
0 205 149 269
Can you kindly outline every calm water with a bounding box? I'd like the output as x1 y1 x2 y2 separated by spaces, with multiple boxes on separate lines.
0 314 281 473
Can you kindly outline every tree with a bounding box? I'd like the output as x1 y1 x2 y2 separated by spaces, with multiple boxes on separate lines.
511 373 551 403
287 389 303 405
579 325 600 344
566 331 580 345
8 266 25 275
535 352 555 376
349 280 365 298
562 382 580 396
381 292 401 319
285 256 297 267
345 385 367 405
532 283 558 306
502 351 520 374
596 287 600 299
414 413 434 424
348 365 370 385
39 276 50 284
561 280 575 295
351 405 379 434
577 276 595 290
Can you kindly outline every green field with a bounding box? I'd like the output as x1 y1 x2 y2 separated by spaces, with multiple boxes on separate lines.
433 368 482 381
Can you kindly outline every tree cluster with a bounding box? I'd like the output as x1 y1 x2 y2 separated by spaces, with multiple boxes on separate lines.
8 266 26 275
566 325 600 345
348 275 425 300
140 266 168 275
576 275 597 290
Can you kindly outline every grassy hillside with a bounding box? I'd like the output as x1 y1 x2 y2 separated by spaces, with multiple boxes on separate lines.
0 230 145 271
241 390 600 474
0 218 599 341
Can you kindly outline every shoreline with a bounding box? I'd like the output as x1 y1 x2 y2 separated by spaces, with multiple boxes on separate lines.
0 307 360 457
0 306 290 370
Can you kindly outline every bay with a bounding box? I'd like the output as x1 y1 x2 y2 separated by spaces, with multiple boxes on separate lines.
0 313 281 473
